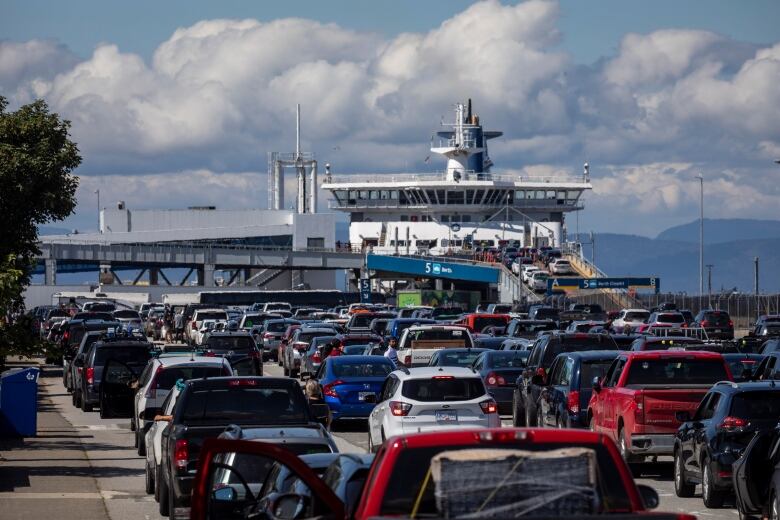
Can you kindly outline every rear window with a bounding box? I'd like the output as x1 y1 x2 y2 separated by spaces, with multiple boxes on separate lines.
625 312 649 321
657 314 684 324
155 366 228 389
625 359 728 386
487 352 528 368
341 336 378 346
266 321 292 333
406 328 471 348
182 386 308 424
726 359 759 382
729 391 780 418
96 346 152 365
471 316 508 331
541 339 615 366
47 309 70 319
401 377 485 402
579 360 614 389
378 443 631 515
114 310 140 319
704 312 730 325
332 361 393 378
206 336 255 352
533 308 558 320
297 331 333 344
197 311 228 321
350 315 375 328
437 351 484 367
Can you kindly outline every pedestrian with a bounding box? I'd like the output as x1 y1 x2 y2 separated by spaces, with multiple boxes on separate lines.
322 338 342 359
305 379 331 429
384 337 399 369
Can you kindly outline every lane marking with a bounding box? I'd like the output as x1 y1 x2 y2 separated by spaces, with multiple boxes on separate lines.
0 492 102 499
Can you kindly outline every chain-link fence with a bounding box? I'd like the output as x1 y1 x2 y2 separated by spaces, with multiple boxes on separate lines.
542 291 780 330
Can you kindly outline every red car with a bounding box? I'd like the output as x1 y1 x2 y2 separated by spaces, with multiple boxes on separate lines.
587 351 732 468
454 313 510 333
190 428 695 520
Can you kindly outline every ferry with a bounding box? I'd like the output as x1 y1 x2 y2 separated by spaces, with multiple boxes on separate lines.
323 99 592 256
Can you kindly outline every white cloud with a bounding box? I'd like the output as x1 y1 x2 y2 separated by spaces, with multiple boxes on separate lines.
3 0 780 235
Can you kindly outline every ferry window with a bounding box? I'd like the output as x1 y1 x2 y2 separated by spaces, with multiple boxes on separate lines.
307 238 325 248
447 191 465 204
453 240 463 246
390 191 399 200
425 190 436 204
567 191 579 200
399 192 409 205
546 190 556 199
410 216 419 222
400 215 409 222
525 191 535 200
461 215 472 223
465 190 474 204
359 191 368 200
422 215 432 222
370 190 380 200
441 215 450 223
451 215 461 223
535 190 545 199
440 239 449 247
473 190 484 203
348 190 357 203
436 190 445 203
515 190 525 201
557 191 566 200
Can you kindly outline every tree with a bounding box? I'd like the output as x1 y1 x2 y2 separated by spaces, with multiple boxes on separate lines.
0 96 81 359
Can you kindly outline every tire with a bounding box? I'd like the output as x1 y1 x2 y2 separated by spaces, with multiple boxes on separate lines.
368 431 376 454
82 396 93 413
158 468 170 516
536 408 545 428
168 473 177 520
145 460 155 495
702 457 725 508
99 400 111 419
618 427 641 476
71 391 77 407
74 390 82 409
739 508 759 520
525 402 537 427
134 428 139 448
673 450 695 498
154 463 162 502
137 430 146 457
130 417 136 432
770 491 779 520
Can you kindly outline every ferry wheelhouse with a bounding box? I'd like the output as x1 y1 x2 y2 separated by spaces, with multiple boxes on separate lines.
322 101 592 255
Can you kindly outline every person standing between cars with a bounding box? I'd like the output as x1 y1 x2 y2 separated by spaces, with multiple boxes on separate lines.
384 337 399 369
305 379 331 429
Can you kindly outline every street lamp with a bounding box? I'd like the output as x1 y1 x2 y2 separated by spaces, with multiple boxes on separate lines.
695 174 704 305
95 189 101 233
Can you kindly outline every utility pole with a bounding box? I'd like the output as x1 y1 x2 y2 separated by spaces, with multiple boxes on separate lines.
695 174 704 304
590 230 595 266
706 264 713 307
754 257 760 295
95 189 101 233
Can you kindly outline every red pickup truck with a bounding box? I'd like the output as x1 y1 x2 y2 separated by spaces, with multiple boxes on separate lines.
190 428 696 520
587 351 732 466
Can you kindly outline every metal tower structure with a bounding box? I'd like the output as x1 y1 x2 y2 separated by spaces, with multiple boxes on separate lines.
268 104 318 213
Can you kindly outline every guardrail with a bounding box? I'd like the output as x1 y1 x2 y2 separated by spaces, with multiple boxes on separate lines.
323 172 591 185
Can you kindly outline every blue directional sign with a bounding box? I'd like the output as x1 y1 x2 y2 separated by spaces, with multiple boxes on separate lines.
366 254 499 284
359 278 371 303
547 277 659 295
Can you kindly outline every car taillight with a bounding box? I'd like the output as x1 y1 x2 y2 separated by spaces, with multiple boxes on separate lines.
250 350 261 359
535 367 546 379
323 380 344 398
63 331 70 341
263 332 274 339
485 372 506 387
403 355 412 366
174 440 189 470
204 350 216 357
191 321 197 328
701 320 709 327
567 390 580 414
312 351 321 363
633 394 644 423
728 320 734 327
86 367 94 385
479 399 498 414
719 416 747 432
389 401 412 416
145 365 164 399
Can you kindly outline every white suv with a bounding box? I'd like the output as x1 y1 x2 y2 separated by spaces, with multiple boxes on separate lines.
550 259 573 275
367 366 500 452
188 309 228 345
144 386 182 500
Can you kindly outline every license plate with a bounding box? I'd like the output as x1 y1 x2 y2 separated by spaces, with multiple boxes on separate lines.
358 392 374 401
436 410 458 423
714 329 722 333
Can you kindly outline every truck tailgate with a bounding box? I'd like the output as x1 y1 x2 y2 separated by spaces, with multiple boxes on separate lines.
640 388 708 430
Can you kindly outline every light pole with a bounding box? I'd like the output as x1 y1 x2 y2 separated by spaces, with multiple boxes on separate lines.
706 264 713 307
95 189 101 233
695 174 704 304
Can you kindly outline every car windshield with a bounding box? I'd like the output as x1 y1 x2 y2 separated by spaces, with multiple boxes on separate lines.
332 361 393 378
342 345 368 355
579 360 615 388
487 352 528 368
401 377 485 402
729 391 780 418
155 366 228 389
378 443 632 515
296 331 333 344
625 359 728 386
704 312 730 326
205 336 254 352
182 386 308 424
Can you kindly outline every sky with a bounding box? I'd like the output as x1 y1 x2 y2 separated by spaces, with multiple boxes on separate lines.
2 0 780 236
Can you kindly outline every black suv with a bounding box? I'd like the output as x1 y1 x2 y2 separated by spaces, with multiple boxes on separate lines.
693 309 734 340
202 331 263 376
674 381 780 508
512 332 618 427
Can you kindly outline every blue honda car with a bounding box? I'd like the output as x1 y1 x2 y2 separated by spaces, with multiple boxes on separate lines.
316 355 394 421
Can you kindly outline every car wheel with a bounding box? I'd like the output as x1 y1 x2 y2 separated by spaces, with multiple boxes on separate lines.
130 417 136 432
158 468 170 516
283 364 289 377
168 474 177 520
154 463 162 502
368 431 375 453
137 431 146 457
512 396 526 427
99 400 110 419
145 460 155 494
82 396 93 413
702 456 724 508
619 427 641 476
770 491 779 520
536 408 545 428
71 390 77 407
525 403 536 427
673 449 695 497
133 428 139 448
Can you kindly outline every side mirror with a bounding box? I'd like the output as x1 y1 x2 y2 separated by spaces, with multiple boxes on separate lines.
675 411 691 423
211 486 236 502
270 493 310 520
592 377 602 393
637 484 659 509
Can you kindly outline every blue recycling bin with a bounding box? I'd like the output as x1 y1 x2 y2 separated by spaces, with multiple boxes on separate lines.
0 367 40 437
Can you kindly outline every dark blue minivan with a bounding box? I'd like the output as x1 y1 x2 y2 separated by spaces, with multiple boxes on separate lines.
536 350 619 428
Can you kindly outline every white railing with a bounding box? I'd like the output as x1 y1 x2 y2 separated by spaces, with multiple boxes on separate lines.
323 172 590 185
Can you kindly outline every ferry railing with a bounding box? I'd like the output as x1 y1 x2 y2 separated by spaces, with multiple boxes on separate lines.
323 172 591 185
38 240 366 255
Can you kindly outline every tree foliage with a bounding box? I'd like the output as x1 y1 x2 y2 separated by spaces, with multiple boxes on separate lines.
0 96 81 357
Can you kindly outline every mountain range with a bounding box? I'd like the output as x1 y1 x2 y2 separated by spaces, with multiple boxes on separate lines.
575 219 780 294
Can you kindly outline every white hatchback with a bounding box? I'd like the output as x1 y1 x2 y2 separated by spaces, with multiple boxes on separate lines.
367 366 500 452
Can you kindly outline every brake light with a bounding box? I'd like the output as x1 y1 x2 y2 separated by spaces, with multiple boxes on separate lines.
191 321 197 328
567 390 580 414
250 350 261 360
633 394 644 423
403 355 411 366
719 416 747 432
228 379 257 387
474 430 528 442
323 380 344 398
312 351 321 363
145 365 164 399
535 367 546 378
479 399 498 414
485 372 506 387
433 375 455 380
390 401 412 416
728 320 734 327
701 320 709 327
63 331 70 341
263 332 274 339
174 439 189 470
86 367 94 385
204 350 216 357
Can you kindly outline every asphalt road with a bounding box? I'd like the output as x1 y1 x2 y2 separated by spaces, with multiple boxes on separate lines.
31 358 740 519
